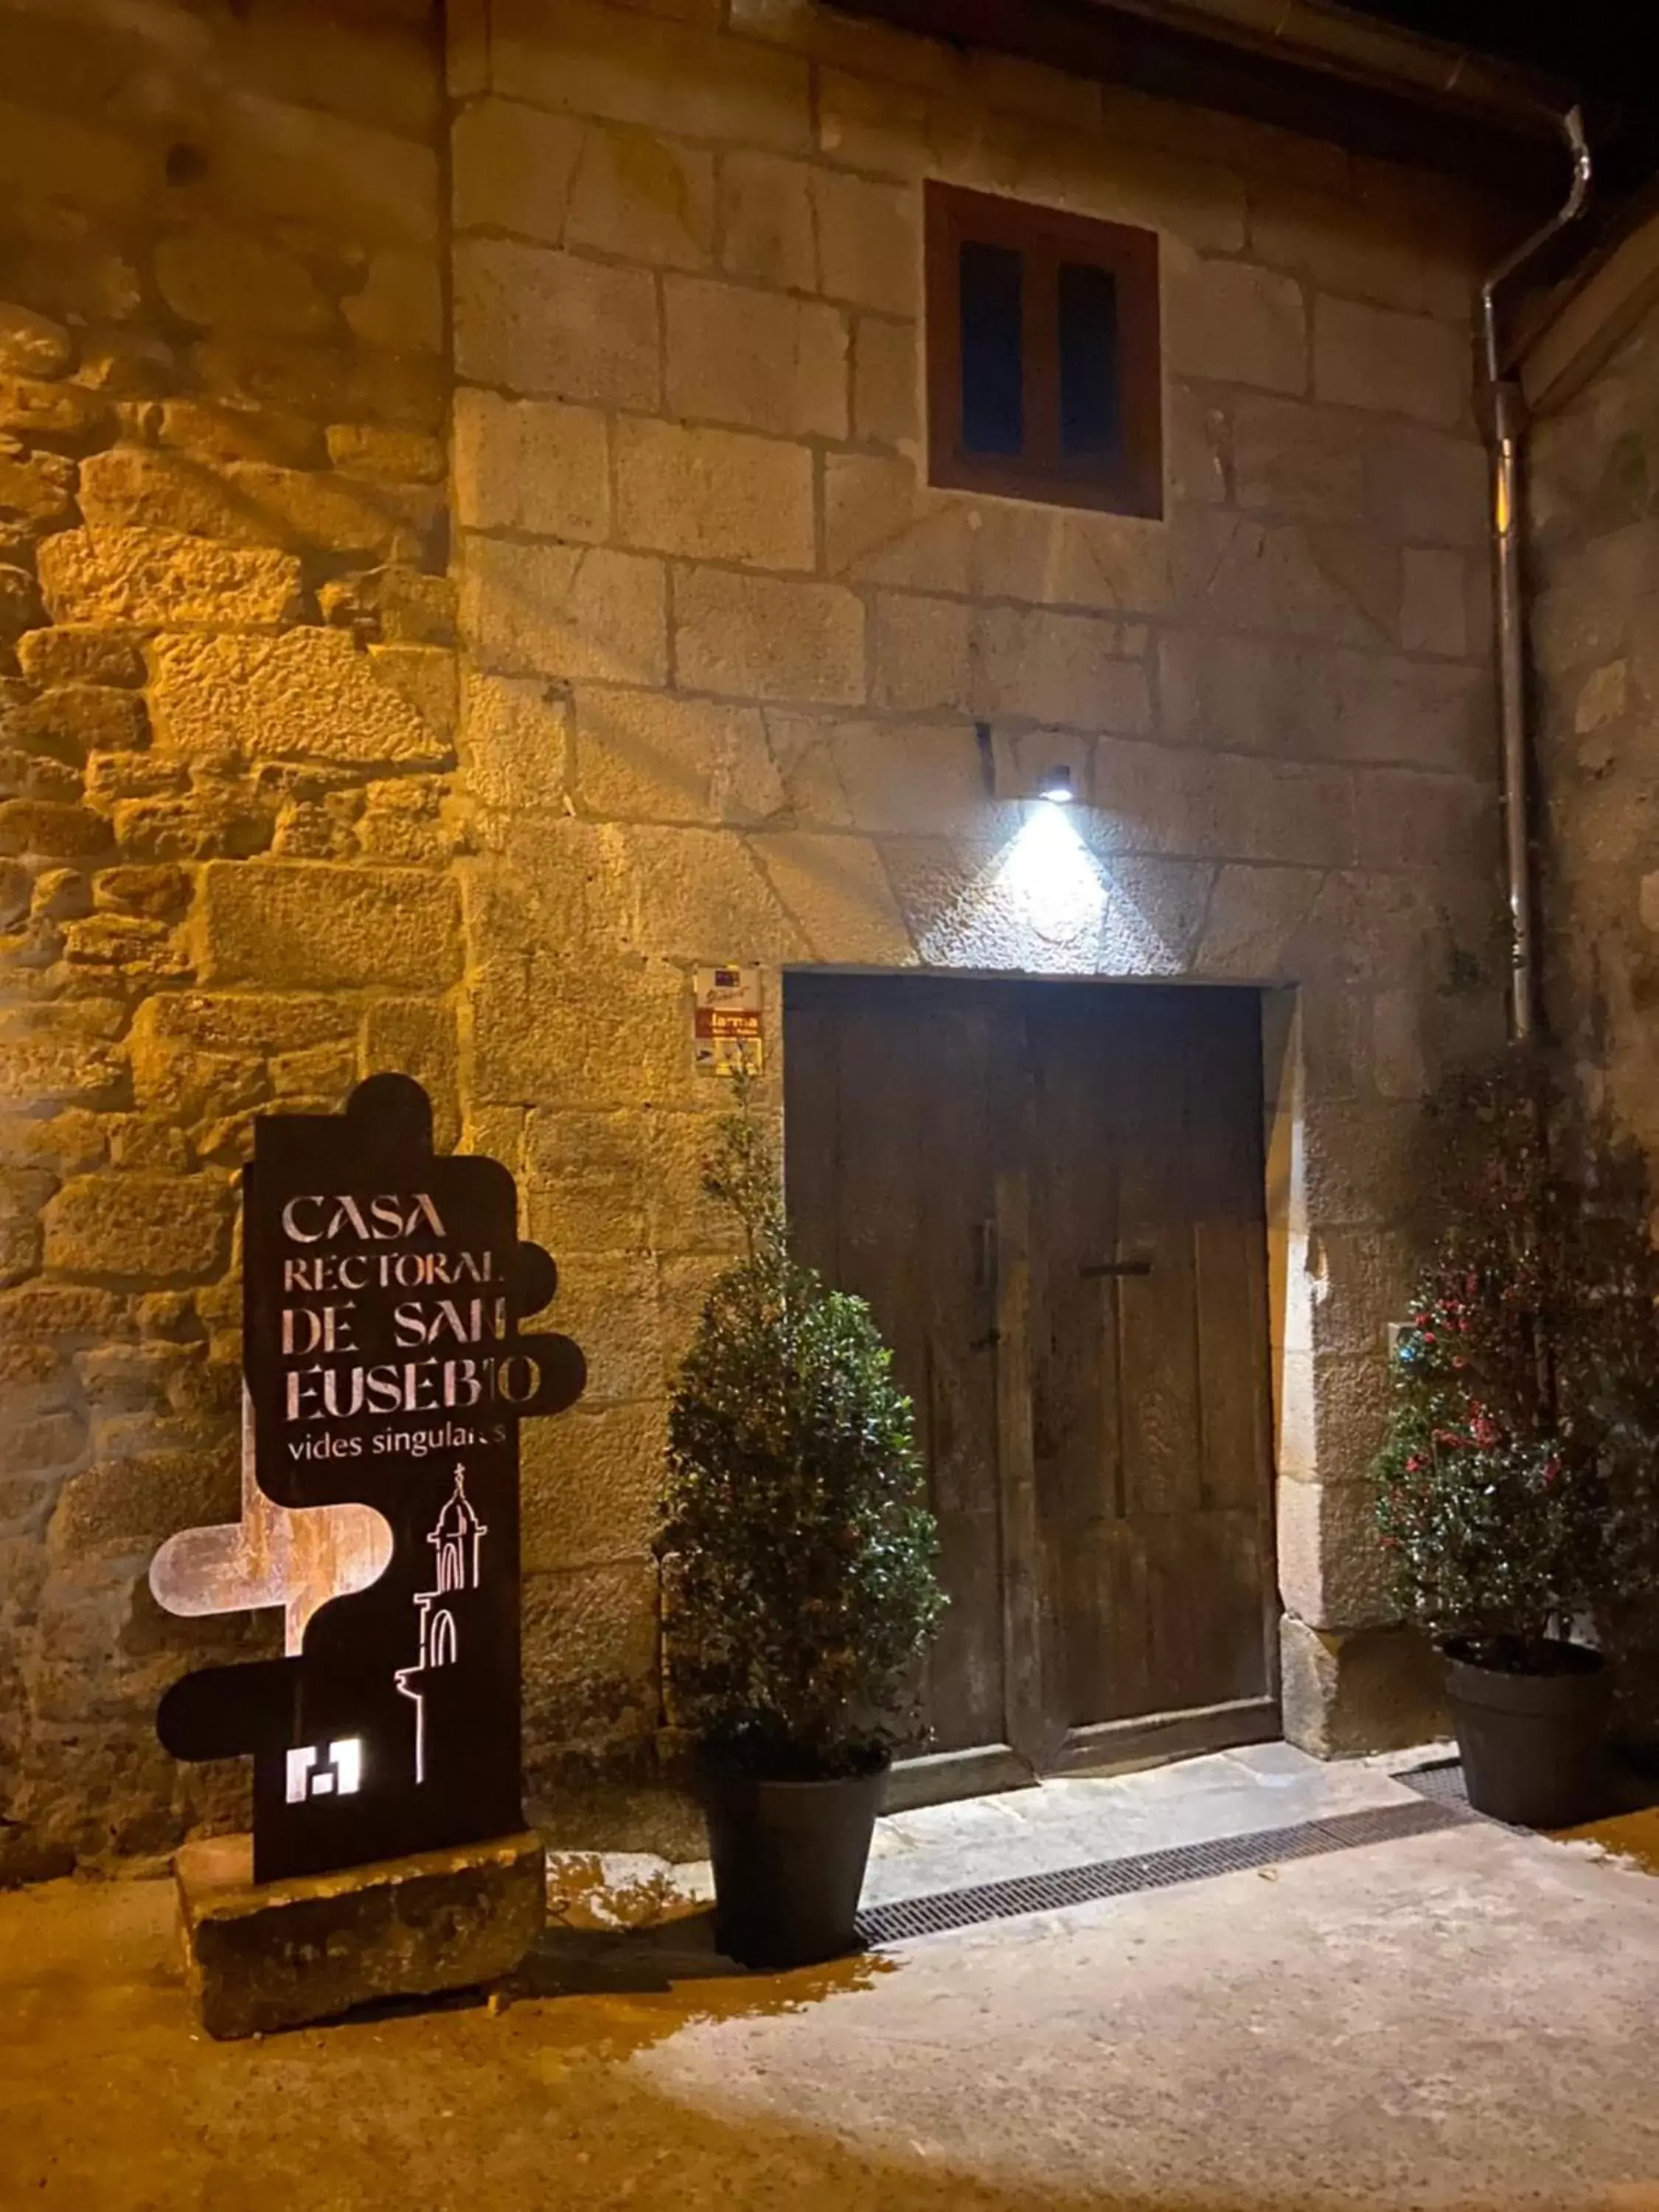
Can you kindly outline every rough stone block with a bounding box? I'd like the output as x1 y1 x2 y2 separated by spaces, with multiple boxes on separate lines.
148 630 451 767
644 1107 750 1257
1231 394 1366 524
521 1560 661 1753
813 169 919 316
454 239 659 407
42 1173 229 1283
870 594 973 714
1352 769 1496 874
453 98 582 242
521 1400 666 1573
1249 184 1458 323
491 0 810 154
720 151 818 292
571 687 770 824
0 373 114 449
462 672 570 814
0 445 75 524
1277 1470 1394 1632
454 388 609 541
973 606 1151 732
10 681 148 759
194 333 445 436
751 830 915 964
16 629 145 690
852 315 918 448
0 563 42 640
51 1439 235 1561
344 251 444 355
1280 1615 1446 1758
1166 256 1307 394
823 452 973 593
664 276 846 439
462 536 668 686
971 501 1175 613
1400 548 1469 658
674 568 864 705
522 1107 650 1254
234 5 440 138
362 998 460 1150
158 399 324 470
565 122 715 271
175 1830 546 2040
72 448 267 549
1174 511 1397 647
470 955 692 1110
213 99 440 249
37 529 302 629
546 1252 664 1405
198 862 464 990
768 714 981 834
0 801 110 860
1314 297 1468 428
616 418 815 571
0 302 72 378
608 822 804 961
154 226 330 338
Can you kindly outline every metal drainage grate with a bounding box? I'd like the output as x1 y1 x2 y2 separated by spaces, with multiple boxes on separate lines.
1397 1759 1474 1812
855 1795 1472 1948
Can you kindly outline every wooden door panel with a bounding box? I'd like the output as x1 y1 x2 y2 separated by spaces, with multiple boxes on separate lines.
785 974 1276 1787
1023 985 1274 1749
785 976 1010 1761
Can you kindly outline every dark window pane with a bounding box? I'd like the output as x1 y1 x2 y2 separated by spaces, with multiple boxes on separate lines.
959 239 1024 456
1058 260 1121 462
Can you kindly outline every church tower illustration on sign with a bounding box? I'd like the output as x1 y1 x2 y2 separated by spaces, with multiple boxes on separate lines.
396 1467 487 1787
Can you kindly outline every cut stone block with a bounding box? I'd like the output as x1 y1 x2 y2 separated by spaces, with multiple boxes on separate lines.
175 1829 545 2039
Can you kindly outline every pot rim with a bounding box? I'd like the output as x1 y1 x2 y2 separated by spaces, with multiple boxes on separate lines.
1441 1635 1604 1680
698 1745 892 1792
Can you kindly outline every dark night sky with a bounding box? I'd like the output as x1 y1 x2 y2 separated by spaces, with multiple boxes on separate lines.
1354 1 1659 194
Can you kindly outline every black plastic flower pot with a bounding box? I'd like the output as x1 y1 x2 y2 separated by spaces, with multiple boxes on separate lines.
700 1753 888 1971
1444 1639 1611 1829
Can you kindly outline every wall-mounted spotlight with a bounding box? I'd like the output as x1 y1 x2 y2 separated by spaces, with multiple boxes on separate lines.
1037 765 1075 805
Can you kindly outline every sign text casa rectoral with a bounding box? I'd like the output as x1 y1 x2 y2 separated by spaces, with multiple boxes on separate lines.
150 1075 585 1882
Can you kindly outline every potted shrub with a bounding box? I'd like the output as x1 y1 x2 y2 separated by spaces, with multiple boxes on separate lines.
658 1106 945 1969
1374 1051 1659 1826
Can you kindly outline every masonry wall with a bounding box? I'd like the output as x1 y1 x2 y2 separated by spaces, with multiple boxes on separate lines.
453 0 1512 1786
0 0 454 1877
0 0 1517 1877
1530 283 1659 1154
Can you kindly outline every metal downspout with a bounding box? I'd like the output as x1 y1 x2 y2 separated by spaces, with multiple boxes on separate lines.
1480 108 1593 1042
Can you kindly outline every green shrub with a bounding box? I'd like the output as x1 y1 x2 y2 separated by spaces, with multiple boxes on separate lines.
658 1107 945 1775
1374 1048 1659 1669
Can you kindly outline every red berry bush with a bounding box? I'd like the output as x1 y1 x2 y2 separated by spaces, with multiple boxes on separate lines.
1374 1050 1659 1672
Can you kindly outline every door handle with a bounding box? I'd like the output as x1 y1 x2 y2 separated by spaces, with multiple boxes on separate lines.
1079 1257 1152 1279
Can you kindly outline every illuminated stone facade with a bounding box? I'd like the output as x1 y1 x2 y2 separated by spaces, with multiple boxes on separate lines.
0 0 1514 1874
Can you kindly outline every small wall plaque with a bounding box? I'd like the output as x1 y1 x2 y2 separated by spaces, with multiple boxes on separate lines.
693 964 763 1076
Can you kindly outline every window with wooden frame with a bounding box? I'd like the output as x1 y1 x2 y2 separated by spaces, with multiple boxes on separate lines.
925 183 1163 519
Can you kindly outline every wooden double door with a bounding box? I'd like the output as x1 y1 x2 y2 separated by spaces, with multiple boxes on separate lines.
785 975 1278 1803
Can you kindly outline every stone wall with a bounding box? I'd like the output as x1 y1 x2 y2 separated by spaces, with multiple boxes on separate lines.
0 0 452 1877
453 0 1509 1781
0 0 1518 1876
1530 278 1659 1155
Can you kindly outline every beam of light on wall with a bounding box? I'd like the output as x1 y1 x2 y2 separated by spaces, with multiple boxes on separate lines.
995 799 1105 956
914 804 1181 975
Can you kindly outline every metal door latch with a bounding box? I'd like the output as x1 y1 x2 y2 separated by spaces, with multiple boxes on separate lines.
1079 1258 1153 1280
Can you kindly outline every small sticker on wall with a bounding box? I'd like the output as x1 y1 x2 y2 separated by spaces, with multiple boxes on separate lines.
693 965 763 1076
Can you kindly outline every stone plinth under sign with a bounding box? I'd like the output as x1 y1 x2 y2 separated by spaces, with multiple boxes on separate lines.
174 1829 546 2039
